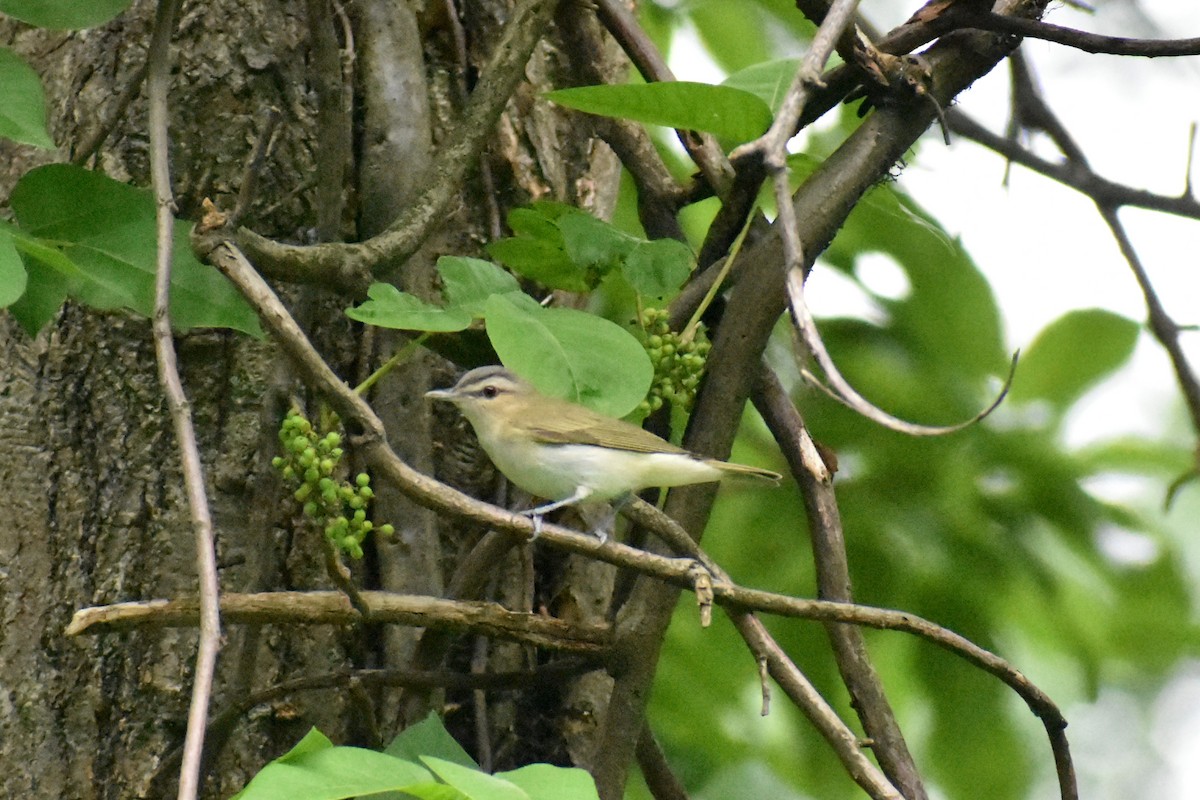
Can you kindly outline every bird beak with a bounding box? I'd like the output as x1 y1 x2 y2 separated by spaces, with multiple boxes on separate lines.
425 388 455 401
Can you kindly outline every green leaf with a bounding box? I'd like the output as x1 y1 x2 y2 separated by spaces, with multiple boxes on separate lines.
487 212 589 293
436 256 521 316
722 58 802 113
544 82 772 148
384 713 478 769
277 727 335 761
423 757 530 800
0 0 131 29
5 231 75 333
8 164 262 335
556 212 637 274
0 47 54 148
498 764 600 800
622 238 692 299
0 223 28 306
233 745 433 800
1010 309 1140 409
346 283 473 332
483 293 652 417
491 205 691 299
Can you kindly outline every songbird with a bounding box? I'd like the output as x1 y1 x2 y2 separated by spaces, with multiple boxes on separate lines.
426 366 780 537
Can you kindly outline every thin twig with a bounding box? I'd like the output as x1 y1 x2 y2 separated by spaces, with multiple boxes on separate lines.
949 110 1200 220
962 10 1200 57
790 268 1019 435
731 611 902 800
230 107 281 229
732 0 865 172
753 365 928 800
71 62 149 166
1097 205 1200 434
146 2 221 800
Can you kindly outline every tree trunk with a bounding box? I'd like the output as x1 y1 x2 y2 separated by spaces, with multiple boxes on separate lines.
0 1 621 796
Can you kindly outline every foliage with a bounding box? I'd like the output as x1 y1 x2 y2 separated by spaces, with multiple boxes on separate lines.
0 0 130 30
1 2 1195 800
345 206 700 418
546 82 773 149
234 714 599 800
0 164 261 336
0 46 53 148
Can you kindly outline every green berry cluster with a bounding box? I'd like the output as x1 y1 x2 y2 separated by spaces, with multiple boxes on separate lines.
271 409 395 560
637 307 711 415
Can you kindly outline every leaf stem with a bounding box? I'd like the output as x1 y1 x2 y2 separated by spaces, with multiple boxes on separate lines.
681 215 753 343
355 333 431 395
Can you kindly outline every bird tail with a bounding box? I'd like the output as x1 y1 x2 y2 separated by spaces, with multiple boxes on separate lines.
712 460 782 484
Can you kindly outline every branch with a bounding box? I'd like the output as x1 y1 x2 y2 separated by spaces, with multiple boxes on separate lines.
636 726 690 800
66 592 610 654
146 3 220 800
789 267 1019 435
948 111 1200 220
199 233 1072 798
963 10 1200 56
1097 205 1200 436
753 365 927 800
230 0 561 292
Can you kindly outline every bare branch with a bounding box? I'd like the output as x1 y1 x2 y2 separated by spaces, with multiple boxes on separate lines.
732 0 865 172
963 10 1200 57
753 365 928 800
949 110 1200 220
789 268 1018 435
66 592 611 653
1097 205 1200 436
146 2 221 799
229 107 281 229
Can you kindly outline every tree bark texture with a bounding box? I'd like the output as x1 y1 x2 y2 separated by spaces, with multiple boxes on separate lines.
0 1 622 796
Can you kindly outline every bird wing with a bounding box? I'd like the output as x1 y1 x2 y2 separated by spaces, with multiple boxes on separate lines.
523 400 692 455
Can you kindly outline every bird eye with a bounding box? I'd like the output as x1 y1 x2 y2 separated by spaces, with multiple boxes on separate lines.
481 385 499 399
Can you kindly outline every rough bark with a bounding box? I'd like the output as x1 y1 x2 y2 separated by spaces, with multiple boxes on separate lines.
0 0 622 796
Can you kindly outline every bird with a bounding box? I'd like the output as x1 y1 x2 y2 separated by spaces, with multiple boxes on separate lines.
426 365 781 538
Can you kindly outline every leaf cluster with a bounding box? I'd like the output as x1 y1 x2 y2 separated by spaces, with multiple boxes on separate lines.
235 713 598 800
